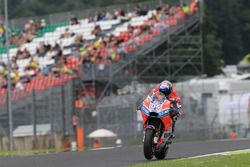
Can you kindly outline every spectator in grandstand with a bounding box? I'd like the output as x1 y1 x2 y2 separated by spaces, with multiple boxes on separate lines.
69 16 79 25
38 19 47 29
16 48 31 60
91 25 103 38
20 71 31 84
0 24 5 38
151 15 167 31
27 58 39 70
60 28 73 39
35 19 47 30
0 77 4 89
105 11 115 20
94 11 106 21
141 5 149 16
135 4 148 16
190 0 198 15
15 81 24 90
23 19 35 33
52 59 73 77
135 5 142 16
114 8 125 18
181 3 190 16
2 17 48 46
0 1 198 94
10 32 19 45
0 64 4 74
36 42 48 57
72 35 85 50
7 69 21 88
24 29 35 43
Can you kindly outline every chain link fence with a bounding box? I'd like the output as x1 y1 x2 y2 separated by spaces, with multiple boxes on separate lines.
90 80 250 144
0 80 76 150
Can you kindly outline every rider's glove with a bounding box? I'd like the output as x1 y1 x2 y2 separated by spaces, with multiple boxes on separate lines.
172 107 180 115
172 115 178 121
137 104 142 111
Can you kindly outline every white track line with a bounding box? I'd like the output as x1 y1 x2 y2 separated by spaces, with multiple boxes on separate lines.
89 147 116 151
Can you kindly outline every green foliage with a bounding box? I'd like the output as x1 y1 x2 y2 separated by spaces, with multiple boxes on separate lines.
239 0 250 56
203 33 224 76
202 5 224 76
130 153 250 167
205 0 250 66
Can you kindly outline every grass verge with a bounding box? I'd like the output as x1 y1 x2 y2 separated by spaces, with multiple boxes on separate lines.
129 152 250 167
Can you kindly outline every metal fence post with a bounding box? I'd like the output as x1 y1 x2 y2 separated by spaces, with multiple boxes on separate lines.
48 88 55 148
61 85 66 136
31 89 37 149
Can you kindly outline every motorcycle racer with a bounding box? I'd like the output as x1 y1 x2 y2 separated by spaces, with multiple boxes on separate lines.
139 80 182 139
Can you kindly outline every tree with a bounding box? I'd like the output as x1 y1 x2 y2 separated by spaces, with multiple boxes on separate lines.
239 0 250 56
203 34 224 76
203 4 224 76
206 0 243 65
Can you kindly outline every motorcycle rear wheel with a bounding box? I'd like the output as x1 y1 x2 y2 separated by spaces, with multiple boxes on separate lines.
143 129 155 160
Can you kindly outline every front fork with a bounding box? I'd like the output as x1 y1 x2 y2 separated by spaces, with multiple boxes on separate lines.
143 122 163 144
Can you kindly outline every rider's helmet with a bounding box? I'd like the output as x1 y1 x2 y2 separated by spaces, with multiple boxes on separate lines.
159 80 172 97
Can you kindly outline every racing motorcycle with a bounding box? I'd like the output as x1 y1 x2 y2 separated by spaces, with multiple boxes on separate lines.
140 93 174 160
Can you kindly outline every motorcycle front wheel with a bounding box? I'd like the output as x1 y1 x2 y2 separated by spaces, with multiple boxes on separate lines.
143 129 155 160
155 146 169 160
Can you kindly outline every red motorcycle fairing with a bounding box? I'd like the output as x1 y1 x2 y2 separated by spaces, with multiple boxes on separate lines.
141 111 172 132
140 95 173 132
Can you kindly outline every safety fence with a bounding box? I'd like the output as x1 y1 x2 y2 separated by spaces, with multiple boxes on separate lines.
0 80 76 150
95 81 250 143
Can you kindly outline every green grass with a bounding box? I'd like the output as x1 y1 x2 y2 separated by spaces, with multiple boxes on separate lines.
129 153 250 167
224 149 250 155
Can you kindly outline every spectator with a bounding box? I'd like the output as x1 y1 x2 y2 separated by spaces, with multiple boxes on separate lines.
23 19 34 32
105 11 114 20
92 138 102 148
231 130 237 141
141 5 149 16
61 28 71 39
73 35 84 49
11 70 20 87
95 12 105 21
20 72 31 83
91 25 103 38
135 5 142 16
27 58 39 70
15 81 24 91
10 32 19 45
69 16 79 25
40 19 47 29
0 24 5 38
190 0 198 14
0 1 199 95
182 3 190 15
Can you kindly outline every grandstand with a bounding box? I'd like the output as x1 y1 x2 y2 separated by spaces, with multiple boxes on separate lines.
0 0 203 150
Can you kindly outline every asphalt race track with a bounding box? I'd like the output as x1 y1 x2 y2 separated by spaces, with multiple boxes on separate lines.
0 139 250 167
